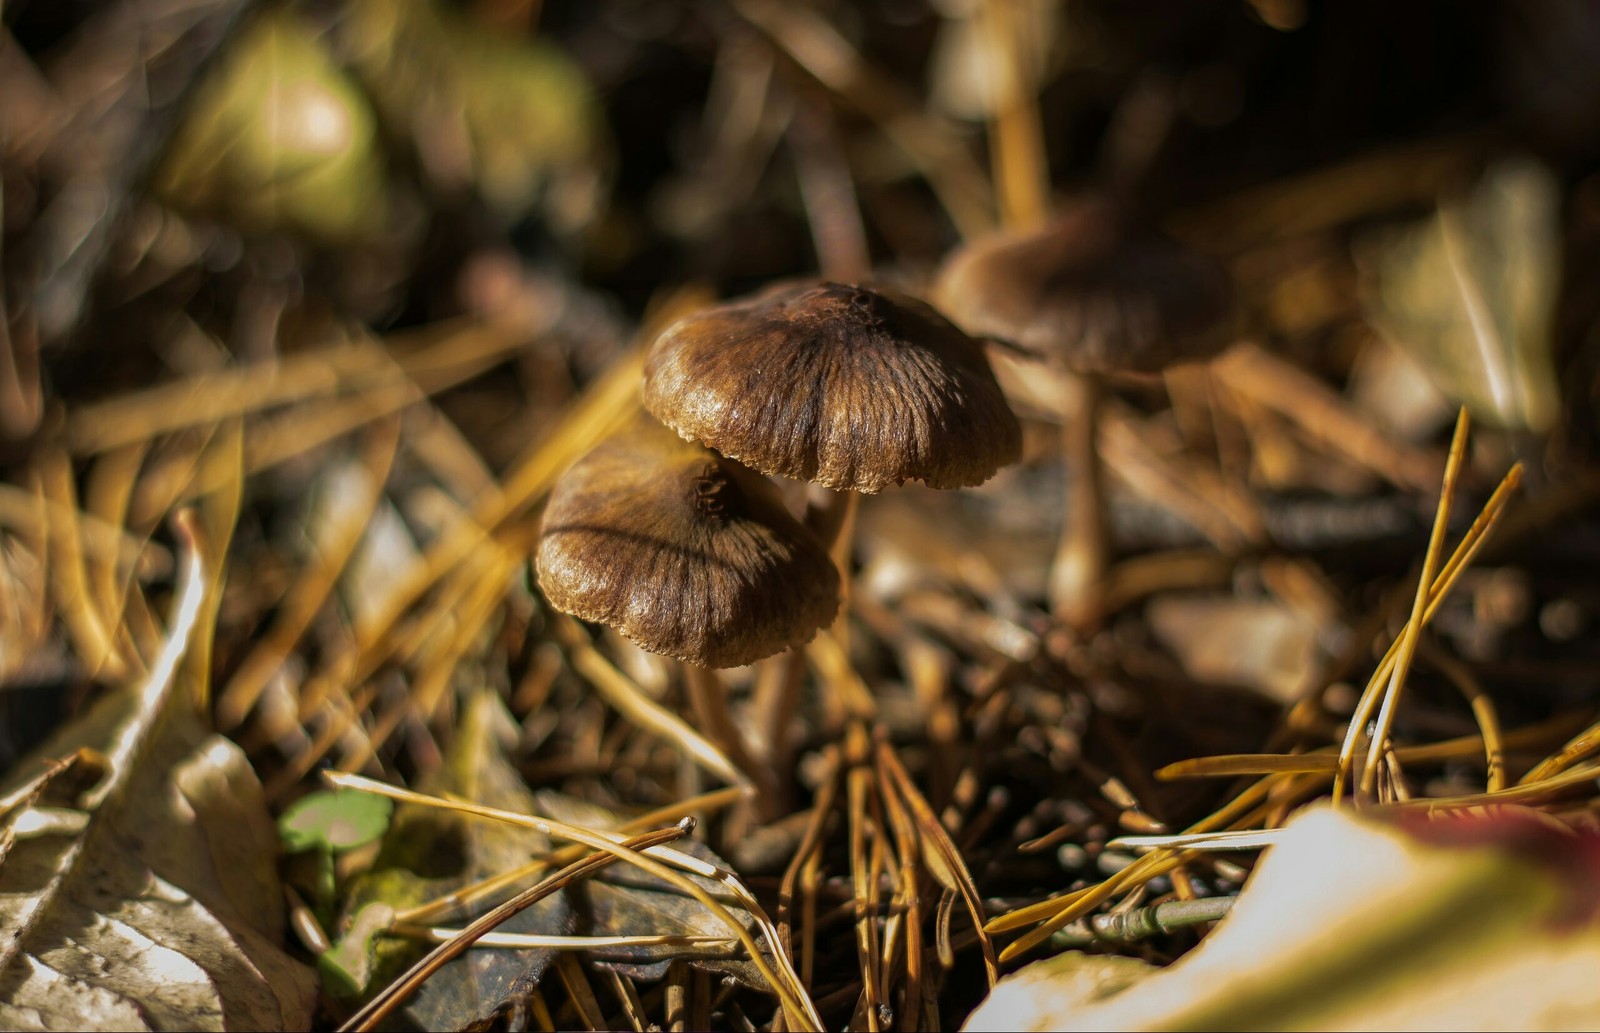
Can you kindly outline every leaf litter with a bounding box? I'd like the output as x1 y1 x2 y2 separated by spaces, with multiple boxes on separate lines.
4 2 1600 1031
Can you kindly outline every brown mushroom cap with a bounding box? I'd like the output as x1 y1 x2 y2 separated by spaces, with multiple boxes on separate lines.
932 198 1234 376
536 423 840 668
643 281 1022 494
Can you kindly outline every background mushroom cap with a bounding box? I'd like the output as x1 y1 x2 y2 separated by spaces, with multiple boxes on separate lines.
536 424 840 668
932 198 1236 376
643 281 1022 493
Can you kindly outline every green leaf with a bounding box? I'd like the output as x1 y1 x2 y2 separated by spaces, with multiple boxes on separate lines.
279 789 394 854
319 902 397 1000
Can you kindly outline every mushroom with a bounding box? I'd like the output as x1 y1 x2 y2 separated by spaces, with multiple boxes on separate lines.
537 421 840 792
933 197 1234 630
642 278 1022 763
644 279 1022 496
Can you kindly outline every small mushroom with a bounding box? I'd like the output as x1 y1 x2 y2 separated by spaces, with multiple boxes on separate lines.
933 197 1234 630
643 279 1022 774
538 422 840 799
537 422 840 669
643 280 1022 495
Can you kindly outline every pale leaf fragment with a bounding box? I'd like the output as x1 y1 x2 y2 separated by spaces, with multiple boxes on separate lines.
966 804 1600 1031
1356 159 1561 433
1148 595 1324 702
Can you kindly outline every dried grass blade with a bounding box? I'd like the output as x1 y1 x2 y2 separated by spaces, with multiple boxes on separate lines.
876 741 1000 986
1156 754 1337 779
1355 408 1470 798
1107 829 1285 852
779 747 840 988
83 443 149 672
1395 761 1600 812
39 452 123 678
557 617 747 788
341 823 690 1033
847 761 884 1032
217 419 400 728
1333 450 1521 802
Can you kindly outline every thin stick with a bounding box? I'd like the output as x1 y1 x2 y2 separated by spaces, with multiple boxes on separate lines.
1420 640 1505 793
1050 373 1108 629
683 663 780 807
876 740 1001 986
567 620 747 788
983 0 1049 229
396 786 746 925
789 86 871 282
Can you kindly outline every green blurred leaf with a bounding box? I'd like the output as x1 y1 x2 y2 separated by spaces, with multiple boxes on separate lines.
319 902 396 1001
279 788 393 854
156 10 387 242
343 0 606 229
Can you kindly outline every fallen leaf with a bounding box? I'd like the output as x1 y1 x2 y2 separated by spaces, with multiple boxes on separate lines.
966 804 1600 1031
1356 158 1562 434
1147 595 1324 702
0 538 316 1031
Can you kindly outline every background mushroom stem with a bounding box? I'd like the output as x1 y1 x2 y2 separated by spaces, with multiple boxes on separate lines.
1050 371 1109 630
682 662 780 811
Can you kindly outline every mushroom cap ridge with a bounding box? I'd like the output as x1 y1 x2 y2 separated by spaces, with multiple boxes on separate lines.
537 424 840 669
643 280 1022 494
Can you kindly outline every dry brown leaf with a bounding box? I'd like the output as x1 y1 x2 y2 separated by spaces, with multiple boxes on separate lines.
0 534 315 1031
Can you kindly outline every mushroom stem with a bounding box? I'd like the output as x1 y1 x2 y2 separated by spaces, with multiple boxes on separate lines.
683 663 781 811
1050 371 1108 631
752 487 859 793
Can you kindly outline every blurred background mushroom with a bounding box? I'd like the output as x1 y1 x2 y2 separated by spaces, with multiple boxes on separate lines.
934 196 1234 629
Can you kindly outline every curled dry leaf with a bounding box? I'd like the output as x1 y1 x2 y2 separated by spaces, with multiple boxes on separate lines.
537 422 840 668
644 281 1022 493
965 804 1600 1031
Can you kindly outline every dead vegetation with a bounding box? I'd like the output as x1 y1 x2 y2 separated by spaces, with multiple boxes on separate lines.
3 1 1600 1030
